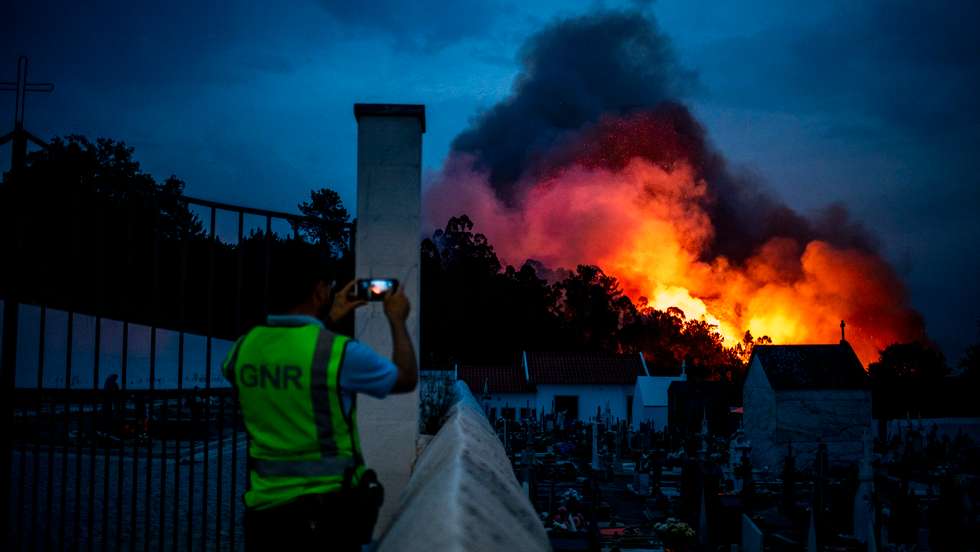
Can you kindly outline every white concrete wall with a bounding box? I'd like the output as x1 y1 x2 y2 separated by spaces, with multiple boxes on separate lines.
773 389 871 471
379 382 550 552
472 385 634 423
482 393 537 420
536 384 633 422
744 353 871 473
353 105 424 536
743 357 779 471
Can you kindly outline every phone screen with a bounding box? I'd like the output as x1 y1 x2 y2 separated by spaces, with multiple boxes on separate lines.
355 278 397 301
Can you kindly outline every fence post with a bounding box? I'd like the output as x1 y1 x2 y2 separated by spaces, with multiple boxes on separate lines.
0 297 18 543
1 152 23 545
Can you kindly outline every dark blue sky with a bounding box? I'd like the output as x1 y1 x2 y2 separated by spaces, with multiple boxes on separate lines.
4 0 979 362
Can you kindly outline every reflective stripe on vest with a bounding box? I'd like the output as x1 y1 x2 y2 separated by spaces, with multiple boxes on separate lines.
309 328 337 457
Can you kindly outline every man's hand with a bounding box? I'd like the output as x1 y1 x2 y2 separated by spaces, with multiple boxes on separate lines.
383 283 417 393
327 280 367 323
383 283 410 324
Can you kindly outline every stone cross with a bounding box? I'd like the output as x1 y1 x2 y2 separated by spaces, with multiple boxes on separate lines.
591 420 601 471
698 485 709 546
853 429 875 543
1 57 53 126
699 407 709 458
0 56 54 173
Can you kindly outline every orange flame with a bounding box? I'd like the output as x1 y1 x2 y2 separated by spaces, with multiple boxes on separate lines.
427 120 923 366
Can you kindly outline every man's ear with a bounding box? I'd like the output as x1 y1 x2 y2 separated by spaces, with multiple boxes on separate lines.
315 280 332 307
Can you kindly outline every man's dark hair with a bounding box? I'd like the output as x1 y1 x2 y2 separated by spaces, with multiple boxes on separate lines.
267 239 336 313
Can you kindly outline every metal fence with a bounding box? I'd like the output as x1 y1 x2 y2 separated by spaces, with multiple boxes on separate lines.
1 184 313 551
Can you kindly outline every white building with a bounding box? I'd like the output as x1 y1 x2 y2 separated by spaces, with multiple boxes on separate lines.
458 363 536 421
631 367 686 431
458 351 648 424
743 342 871 473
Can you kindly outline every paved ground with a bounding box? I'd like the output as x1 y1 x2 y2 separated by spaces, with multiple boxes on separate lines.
8 433 248 551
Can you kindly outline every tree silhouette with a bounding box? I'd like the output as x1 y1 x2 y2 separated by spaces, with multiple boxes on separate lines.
421 215 567 366
869 341 948 384
869 341 950 420
295 188 352 259
959 344 980 380
1 135 348 340
1 135 208 330
421 214 746 379
555 264 632 351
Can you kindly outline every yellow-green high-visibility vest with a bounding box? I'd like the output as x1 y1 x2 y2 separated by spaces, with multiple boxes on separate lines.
223 323 366 510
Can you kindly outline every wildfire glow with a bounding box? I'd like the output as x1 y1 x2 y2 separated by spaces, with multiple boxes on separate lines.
426 113 923 366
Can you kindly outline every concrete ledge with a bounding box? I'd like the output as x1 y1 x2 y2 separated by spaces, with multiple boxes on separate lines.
378 382 550 552
354 103 426 132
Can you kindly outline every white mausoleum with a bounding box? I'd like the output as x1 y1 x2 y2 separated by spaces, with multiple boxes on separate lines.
743 342 871 473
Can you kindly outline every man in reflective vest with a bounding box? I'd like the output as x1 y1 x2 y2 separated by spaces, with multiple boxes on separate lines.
223 253 417 551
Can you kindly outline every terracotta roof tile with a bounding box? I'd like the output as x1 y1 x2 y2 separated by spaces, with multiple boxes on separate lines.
458 364 534 394
751 342 867 390
525 351 644 385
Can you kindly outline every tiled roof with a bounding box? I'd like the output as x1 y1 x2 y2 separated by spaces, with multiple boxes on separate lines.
458 364 534 395
751 342 867 390
525 351 644 385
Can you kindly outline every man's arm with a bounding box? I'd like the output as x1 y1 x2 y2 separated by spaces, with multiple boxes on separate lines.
385 284 418 393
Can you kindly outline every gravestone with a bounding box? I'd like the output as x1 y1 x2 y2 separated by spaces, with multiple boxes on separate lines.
807 508 818 552
852 429 875 543
591 420 600 471
352 103 425 535
741 514 763 552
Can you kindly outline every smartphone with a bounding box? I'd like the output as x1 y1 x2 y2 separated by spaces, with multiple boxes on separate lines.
353 278 398 301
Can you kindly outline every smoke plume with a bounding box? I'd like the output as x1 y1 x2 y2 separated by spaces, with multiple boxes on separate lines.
426 9 924 364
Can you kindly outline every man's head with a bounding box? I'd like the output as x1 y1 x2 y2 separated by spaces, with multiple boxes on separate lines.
267 240 337 318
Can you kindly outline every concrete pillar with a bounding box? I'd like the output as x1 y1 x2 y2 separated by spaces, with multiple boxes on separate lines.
353 103 425 536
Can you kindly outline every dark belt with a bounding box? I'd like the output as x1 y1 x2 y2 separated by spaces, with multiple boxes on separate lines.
250 455 356 477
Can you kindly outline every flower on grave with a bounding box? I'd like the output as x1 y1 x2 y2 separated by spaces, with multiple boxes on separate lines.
653 517 696 542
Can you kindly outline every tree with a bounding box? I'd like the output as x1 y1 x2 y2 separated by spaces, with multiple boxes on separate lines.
677 318 743 381
3 135 205 239
959 344 980 380
0 134 346 340
732 330 772 363
869 341 949 421
421 214 758 378
295 188 352 258
420 213 835 382
1 135 209 330
420 215 570 366
554 265 633 351
420 215 507 365
869 341 948 384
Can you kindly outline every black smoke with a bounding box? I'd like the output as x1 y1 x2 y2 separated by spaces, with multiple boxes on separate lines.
451 10 695 202
448 9 877 262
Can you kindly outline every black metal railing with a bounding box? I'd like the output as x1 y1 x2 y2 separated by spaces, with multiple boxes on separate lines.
2 185 317 551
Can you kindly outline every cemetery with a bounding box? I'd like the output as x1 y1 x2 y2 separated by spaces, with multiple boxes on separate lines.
434 340 980 551
5 3 980 549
